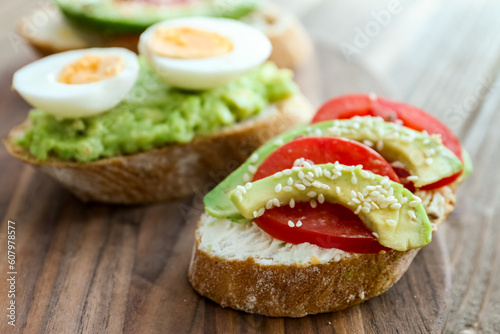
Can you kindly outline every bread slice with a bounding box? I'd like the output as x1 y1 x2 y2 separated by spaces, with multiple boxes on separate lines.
18 3 313 69
4 94 313 204
188 182 458 317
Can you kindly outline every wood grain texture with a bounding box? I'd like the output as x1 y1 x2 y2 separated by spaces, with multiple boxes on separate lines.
1 0 499 332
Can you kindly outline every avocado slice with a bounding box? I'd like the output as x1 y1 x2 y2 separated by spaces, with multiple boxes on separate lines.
229 163 432 251
56 0 259 34
204 117 462 221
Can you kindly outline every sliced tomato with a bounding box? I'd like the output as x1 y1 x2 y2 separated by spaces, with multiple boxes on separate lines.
254 137 400 183
311 94 463 189
254 137 396 253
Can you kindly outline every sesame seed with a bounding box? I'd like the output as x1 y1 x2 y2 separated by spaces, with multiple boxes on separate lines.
253 211 258 218
377 140 384 151
283 186 293 192
236 185 246 194
250 153 259 163
363 140 374 147
303 161 313 169
352 198 361 204
257 208 265 217
273 171 283 178
318 194 325 204
324 170 332 178
234 191 243 201
288 220 295 228
361 207 370 213
245 182 252 190
298 171 305 179
266 200 273 209
407 175 419 181
310 200 317 208
354 205 362 215
408 210 416 219
371 202 380 210
312 181 323 188
351 176 358 185
274 139 284 146
248 165 257 174
287 177 294 186
275 184 282 193
307 171 315 178
302 180 312 187
390 203 402 210
401 197 408 204
307 191 317 198
295 183 306 191
273 198 280 207
296 220 303 227
289 198 295 208
243 173 250 182
370 191 380 197
386 219 397 226
372 232 379 238
380 177 389 185
351 190 357 198
409 200 420 207
336 186 341 195
414 196 422 203
425 158 434 166
283 169 292 175
361 170 371 178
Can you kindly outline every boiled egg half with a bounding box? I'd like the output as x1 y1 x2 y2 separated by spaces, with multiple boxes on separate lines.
138 17 272 90
13 48 139 119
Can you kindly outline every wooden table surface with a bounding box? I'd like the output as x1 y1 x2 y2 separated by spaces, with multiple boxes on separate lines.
1 0 500 333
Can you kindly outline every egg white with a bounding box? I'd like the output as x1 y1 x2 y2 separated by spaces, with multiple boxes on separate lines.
13 48 139 119
138 17 272 90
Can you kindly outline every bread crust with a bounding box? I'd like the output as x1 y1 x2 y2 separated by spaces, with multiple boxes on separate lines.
18 4 313 69
4 94 313 204
188 183 458 317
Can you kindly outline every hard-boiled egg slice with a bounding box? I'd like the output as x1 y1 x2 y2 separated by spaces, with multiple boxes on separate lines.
138 17 272 90
13 48 139 119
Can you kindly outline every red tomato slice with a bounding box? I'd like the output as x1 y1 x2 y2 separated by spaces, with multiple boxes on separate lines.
311 94 463 189
254 137 395 253
254 137 400 183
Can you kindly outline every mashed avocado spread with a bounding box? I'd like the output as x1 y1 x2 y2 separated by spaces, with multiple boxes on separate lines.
16 60 297 163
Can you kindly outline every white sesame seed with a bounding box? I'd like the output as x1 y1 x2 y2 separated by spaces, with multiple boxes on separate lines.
273 171 283 178
377 140 384 151
414 196 422 203
401 197 408 204
390 203 402 210
289 198 295 208
361 207 370 214
318 194 325 204
298 171 305 179
386 219 397 226
266 200 273 209
250 153 259 163
371 202 380 210
234 191 243 201
310 200 317 208
409 200 420 207
351 176 358 184
408 210 416 219
407 175 419 181
258 208 265 217
302 180 312 187
357 192 364 200
237 185 246 194
307 191 317 198
273 198 280 207
291 167 302 172
361 170 371 178
248 165 257 174
243 173 250 183
351 190 357 198
253 211 258 218
295 183 306 191
363 140 374 147
354 205 362 215
283 186 293 192
380 177 389 185
245 182 252 190
352 198 361 204
274 139 284 146
287 177 293 186
303 161 313 169
275 184 282 193
336 186 341 195
296 220 303 227
370 191 380 197
288 220 295 228
425 158 434 166
324 170 332 178
283 169 292 175
307 171 315 178
372 232 379 238
312 181 323 188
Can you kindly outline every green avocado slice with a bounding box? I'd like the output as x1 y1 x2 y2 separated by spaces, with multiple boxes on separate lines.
229 163 432 251
204 117 463 221
56 0 258 34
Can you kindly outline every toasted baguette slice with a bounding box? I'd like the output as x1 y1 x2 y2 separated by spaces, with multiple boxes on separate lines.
4 94 313 204
18 3 313 69
188 183 458 317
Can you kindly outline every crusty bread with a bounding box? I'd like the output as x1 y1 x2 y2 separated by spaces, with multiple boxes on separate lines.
4 94 314 204
188 182 458 317
18 3 313 69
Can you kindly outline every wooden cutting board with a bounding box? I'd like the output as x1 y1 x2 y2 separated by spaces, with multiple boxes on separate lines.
0 43 451 334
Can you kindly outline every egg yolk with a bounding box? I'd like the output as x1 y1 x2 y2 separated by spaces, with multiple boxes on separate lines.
148 26 233 59
58 54 125 85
